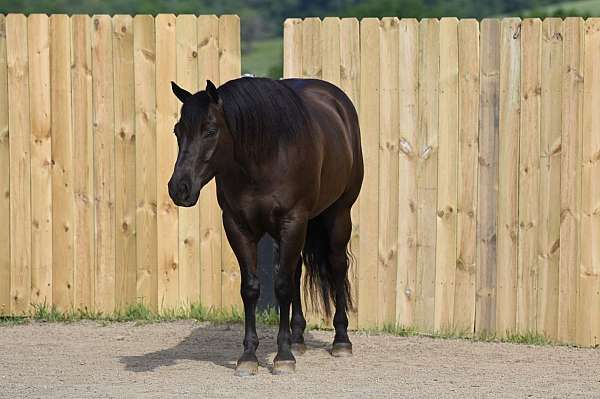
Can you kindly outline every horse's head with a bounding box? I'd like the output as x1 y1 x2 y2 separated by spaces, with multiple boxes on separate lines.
168 80 231 207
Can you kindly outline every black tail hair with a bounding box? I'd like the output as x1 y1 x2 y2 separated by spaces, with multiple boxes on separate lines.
302 215 354 318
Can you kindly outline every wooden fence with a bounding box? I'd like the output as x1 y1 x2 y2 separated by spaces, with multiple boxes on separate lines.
285 17 599 347
0 14 241 316
2 13 600 348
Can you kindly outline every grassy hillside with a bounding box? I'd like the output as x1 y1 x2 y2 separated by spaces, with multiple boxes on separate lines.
543 0 600 13
524 0 600 15
242 37 283 78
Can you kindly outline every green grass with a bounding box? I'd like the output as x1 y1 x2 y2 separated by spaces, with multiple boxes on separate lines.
0 302 565 347
0 301 279 327
242 37 283 79
369 323 556 346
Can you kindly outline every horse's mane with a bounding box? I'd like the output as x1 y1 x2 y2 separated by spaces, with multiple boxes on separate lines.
218 77 311 160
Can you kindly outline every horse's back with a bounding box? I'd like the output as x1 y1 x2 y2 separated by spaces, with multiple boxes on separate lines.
281 78 363 213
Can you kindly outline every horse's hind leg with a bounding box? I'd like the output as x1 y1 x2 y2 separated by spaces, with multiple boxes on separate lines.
273 247 306 355
325 207 353 357
272 217 307 374
291 257 307 355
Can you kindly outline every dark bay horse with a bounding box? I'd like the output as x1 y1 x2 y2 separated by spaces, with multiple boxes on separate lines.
168 77 363 376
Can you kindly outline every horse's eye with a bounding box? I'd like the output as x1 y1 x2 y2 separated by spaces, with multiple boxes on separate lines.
206 127 217 136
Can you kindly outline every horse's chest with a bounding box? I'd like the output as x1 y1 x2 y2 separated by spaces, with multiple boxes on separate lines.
222 190 282 234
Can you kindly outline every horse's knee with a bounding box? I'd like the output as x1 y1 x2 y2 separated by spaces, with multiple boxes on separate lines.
241 275 260 303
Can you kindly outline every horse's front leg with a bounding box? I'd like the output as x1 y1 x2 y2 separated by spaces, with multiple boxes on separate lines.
273 216 307 374
222 213 260 377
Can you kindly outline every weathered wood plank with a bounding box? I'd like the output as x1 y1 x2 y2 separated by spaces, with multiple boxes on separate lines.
558 17 584 344
91 15 115 313
537 17 563 341
0 14 9 314
134 15 158 310
453 19 479 332
72 15 95 311
476 19 500 334
578 17 600 347
322 17 340 85
396 18 419 328
28 14 52 306
357 18 380 328
434 17 459 331
378 17 399 326
517 18 541 333
6 14 31 314
50 14 74 311
415 18 439 331
283 18 303 78
113 14 136 309
496 17 521 336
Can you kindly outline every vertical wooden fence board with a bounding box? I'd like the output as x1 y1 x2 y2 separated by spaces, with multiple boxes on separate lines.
537 18 563 340
91 15 115 313
396 18 419 327
415 18 439 331
476 19 500 334
218 15 242 310
50 15 73 311
176 14 200 307
155 14 179 310
558 17 584 344
283 18 303 78
0 14 9 314
6 14 31 314
453 19 479 332
197 15 221 309
155 14 179 311
377 17 399 326
302 18 322 80
578 18 600 347
322 17 340 85
72 15 95 310
340 17 360 329
517 18 541 333
28 14 52 306
112 15 136 309
134 15 158 310
496 18 521 336
357 18 380 328
434 18 459 331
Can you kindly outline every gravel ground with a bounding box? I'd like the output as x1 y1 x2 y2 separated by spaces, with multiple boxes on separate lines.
0 320 599 398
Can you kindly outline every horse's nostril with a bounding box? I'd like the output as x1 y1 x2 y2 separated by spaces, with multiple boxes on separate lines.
178 181 190 198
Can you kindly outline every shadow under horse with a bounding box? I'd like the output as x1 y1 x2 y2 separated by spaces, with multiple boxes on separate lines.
167 77 363 376
119 325 330 373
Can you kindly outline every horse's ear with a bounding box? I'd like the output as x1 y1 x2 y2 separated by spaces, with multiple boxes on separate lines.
206 80 221 105
171 81 192 103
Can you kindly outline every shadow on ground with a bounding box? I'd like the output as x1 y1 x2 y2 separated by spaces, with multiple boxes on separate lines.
119 325 330 372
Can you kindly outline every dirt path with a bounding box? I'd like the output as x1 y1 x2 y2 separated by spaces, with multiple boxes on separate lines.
0 321 599 398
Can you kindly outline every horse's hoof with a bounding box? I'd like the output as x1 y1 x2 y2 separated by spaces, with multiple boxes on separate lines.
331 342 353 357
272 360 296 375
291 342 306 356
234 360 258 377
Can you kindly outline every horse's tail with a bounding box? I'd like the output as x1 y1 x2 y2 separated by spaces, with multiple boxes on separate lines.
302 215 353 318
